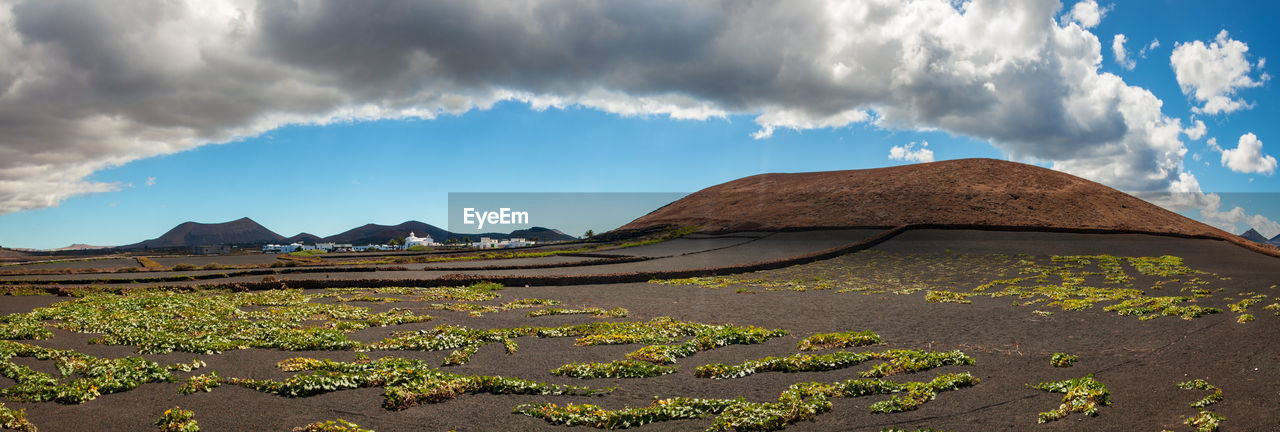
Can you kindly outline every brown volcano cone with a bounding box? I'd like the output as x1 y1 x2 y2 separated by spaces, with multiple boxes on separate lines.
617 158 1275 255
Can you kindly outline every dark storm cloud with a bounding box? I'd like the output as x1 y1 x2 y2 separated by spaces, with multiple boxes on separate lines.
0 0 1201 213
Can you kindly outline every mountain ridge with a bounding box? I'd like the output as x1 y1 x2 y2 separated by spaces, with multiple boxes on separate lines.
121 218 575 249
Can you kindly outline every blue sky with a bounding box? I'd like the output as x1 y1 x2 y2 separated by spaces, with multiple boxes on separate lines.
0 0 1276 248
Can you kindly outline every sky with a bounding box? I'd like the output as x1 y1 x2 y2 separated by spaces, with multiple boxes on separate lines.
0 0 1277 249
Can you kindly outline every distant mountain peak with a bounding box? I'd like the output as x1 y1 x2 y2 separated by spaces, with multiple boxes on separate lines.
122 217 284 249
1240 229 1269 243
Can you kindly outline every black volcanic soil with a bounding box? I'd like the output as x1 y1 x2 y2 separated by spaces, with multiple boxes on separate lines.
2 230 1279 431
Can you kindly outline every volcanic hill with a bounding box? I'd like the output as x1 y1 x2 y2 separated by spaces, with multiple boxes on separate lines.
122 217 286 249
617 158 1275 254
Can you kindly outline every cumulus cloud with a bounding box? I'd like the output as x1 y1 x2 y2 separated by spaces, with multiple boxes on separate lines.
1183 119 1206 140
1206 137 1222 153
1220 133 1277 175
889 141 934 163
1064 0 1109 29
1112 34 1135 70
1140 38 1160 57
1199 193 1280 238
1171 30 1268 115
0 0 1240 222
1146 173 1280 238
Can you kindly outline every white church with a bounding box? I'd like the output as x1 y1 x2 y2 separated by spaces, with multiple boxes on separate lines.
402 232 438 249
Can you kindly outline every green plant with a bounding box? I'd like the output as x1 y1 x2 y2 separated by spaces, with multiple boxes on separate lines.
925 290 972 304
367 317 786 367
797 330 882 351
201 356 609 410
552 360 678 379
1050 353 1078 368
291 419 374 432
155 407 198 432
0 288 430 355
1183 410 1224 432
1029 375 1110 423
0 403 35 432
1175 379 1224 431
288 249 329 258
650 252 1230 321
527 307 628 318
0 314 53 340
0 340 191 404
516 373 977 431
178 372 222 395
695 349 972 380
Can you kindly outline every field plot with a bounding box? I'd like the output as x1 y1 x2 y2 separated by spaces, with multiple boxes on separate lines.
1 229 1278 431
0 257 138 272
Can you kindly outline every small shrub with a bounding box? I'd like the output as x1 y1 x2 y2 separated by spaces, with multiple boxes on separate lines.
1029 375 1110 423
171 264 197 271
516 373 977 430
527 307 628 318
1184 410 1224 432
552 360 678 379
797 330 882 351
0 403 36 432
1050 353 1078 368
696 349 973 380
156 407 198 432
291 419 373 432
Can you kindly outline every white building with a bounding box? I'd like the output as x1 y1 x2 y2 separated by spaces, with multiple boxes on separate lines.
504 237 534 248
474 237 535 249
403 232 438 249
263 243 305 253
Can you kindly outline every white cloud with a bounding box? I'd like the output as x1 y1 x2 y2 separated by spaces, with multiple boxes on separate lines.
1220 133 1277 175
750 109 870 140
1200 193 1280 238
1206 137 1222 153
1139 38 1160 57
1171 30 1268 115
1183 119 1206 140
1064 0 1110 29
0 0 1229 218
145 177 156 187
1112 34 1135 70
889 141 934 163
1147 173 1280 238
